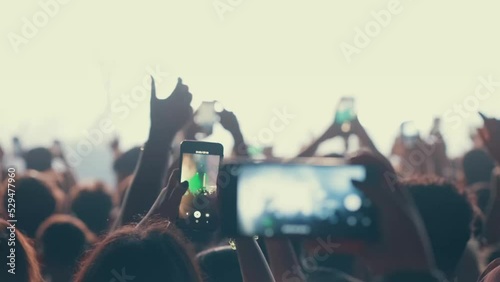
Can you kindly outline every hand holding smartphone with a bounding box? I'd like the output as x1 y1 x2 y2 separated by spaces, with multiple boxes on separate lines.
335 97 356 133
400 121 420 147
178 141 223 231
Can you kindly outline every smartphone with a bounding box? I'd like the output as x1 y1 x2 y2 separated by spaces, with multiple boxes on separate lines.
335 97 356 128
12 137 23 158
401 121 419 146
194 101 220 137
178 141 224 231
430 118 441 135
219 162 378 241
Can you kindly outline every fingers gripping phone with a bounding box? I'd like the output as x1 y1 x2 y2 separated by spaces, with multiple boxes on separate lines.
178 141 223 231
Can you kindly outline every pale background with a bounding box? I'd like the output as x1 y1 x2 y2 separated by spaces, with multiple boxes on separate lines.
1 0 500 184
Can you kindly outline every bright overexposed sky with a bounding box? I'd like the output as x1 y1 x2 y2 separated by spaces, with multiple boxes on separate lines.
1 0 500 181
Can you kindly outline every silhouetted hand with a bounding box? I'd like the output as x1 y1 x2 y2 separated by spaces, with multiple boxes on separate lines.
478 115 500 164
51 140 64 159
110 136 120 151
150 77 193 136
219 109 241 134
349 152 436 276
139 169 189 224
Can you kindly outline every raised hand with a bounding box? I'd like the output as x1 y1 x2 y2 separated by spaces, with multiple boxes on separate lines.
150 77 193 136
349 152 436 276
139 169 188 225
218 109 248 157
478 113 500 164
219 109 240 134
115 77 192 227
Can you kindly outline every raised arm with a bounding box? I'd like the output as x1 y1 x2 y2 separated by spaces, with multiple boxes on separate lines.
51 140 78 193
478 115 500 245
235 237 276 282
116 77 192 227
297 122 342 157
350 117 382 157
349 152 447 281
219 109 249 157
137 169 189 227
265 238 306 282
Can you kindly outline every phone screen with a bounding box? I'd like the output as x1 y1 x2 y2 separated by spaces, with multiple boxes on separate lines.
402 122 418 137
235 164 376 238
179 151 221 228
400 121 420 147
335 97 356 124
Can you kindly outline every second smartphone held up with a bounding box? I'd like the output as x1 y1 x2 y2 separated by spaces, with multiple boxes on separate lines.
219 162 378 241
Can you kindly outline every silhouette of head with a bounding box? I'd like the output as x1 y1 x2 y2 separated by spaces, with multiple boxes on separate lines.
2 175 58 237
36 215 95 282
402 177 473 278
74 220 201 282
0 219 43 282
463 149 495 186
25 147 53 172
70 181 113 235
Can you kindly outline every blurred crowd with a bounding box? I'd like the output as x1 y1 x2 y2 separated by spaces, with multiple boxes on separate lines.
1 77 500 282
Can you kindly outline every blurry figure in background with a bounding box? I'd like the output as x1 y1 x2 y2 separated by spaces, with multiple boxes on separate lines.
112 146 141 201
461 149 496 224
50 140 77 192
470 126 485 149
390 121 436 179
74 221 202 282
113 146 141 183
115 174 134 207
0 144 5 184
427 118 452 178
402 177 477 282
24 147 52 172
184 107 249 159
36 215 96 282
462 149 495 187
109 136 121 160
0 219 43 282
22 140 77 194
298 115 381 158
471 114 500 282
1 137 28 174
70 181 114 235
1 174 63 237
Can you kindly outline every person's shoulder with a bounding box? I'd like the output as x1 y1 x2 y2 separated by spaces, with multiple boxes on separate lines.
478 258 500 282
